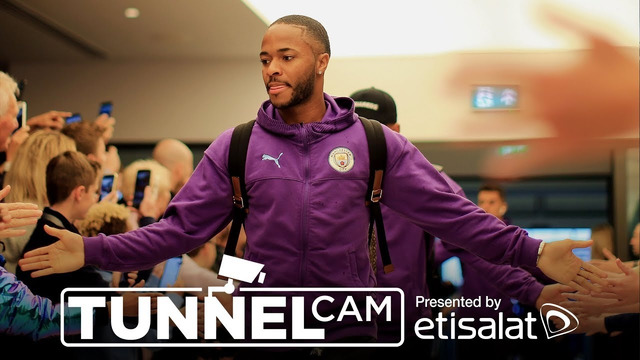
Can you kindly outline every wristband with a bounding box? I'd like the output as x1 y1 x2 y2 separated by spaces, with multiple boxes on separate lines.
536 242 545 266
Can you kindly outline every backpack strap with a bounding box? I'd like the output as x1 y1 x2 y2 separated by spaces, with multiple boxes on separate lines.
425 165 446 294
424 231 440 294
360 117 394 274
223 120 255 264
42 212 65 229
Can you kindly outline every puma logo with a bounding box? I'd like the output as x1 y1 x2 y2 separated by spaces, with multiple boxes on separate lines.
262 153 283 168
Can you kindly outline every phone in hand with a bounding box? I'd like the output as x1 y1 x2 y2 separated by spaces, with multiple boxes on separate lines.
99 173 118 201
65 113 82 124
132 169 151 209
16 79 27 101
158 256 183 287
15 101 27 130
99 101 113 117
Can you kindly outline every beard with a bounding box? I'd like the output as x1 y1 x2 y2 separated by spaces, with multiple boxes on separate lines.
271 67 315 109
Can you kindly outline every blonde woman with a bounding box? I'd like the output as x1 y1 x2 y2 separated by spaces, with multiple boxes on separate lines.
1 130 75 272
120 159 172 223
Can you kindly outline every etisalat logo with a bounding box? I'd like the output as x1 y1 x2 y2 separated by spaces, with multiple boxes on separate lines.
60 256 578 347
60 255 404 347
412 298 579 341
539 303 580 339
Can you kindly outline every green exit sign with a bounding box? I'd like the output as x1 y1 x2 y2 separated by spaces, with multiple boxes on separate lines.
498 145 528 155
472 85 519 110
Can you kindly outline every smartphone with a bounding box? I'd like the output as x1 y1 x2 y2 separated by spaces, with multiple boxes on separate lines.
98 101 113 117
15 101 27 130
132 169 151 209
158 256 183 287
16 79 27 101
99 174 118 201
65 113 82 124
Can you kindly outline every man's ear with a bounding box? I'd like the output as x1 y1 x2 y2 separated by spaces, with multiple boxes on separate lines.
499 203 508 216
316 53 329 75
72 185 86 201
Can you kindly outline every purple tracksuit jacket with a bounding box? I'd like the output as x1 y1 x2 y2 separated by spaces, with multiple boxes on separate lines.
83 94 542 342
375 171 467 342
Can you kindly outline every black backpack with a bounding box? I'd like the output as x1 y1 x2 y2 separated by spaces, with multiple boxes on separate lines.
222 117 394 274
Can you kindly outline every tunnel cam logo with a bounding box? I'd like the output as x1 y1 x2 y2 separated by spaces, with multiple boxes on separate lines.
539 303 579 339
61 254 404 347
328 147 354 172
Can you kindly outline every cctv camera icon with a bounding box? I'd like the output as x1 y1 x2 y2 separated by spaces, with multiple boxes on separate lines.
210 255 266 295
212 254 266 290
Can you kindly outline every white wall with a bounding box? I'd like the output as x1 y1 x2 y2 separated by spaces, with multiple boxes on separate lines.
10 48 635 145
11 59 267 143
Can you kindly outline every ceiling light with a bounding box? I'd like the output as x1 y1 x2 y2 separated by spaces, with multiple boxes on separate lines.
124 7 140 19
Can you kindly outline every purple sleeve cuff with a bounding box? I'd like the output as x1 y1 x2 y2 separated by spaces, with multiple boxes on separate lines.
83 235 105 267
520 237 543 269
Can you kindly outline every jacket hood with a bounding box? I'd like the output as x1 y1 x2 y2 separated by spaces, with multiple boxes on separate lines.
256 93 357 142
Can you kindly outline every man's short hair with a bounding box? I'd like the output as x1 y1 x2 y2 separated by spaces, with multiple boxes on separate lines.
478 182 506 201
61 121 106 156
270 15 331 56
46 151 101 205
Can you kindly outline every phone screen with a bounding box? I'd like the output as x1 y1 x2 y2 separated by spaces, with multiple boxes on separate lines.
132 169 151 209
65 113 82 124
100 175 115 201
99 101 113 117
158 256 182 287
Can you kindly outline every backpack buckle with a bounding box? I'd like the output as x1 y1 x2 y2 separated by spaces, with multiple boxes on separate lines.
232 195 244 209
370 189 383 203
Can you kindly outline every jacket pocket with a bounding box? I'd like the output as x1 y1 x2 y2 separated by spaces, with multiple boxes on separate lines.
348 250 365 286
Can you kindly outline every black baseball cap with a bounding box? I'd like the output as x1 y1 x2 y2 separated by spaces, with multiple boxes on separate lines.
350 87 397 125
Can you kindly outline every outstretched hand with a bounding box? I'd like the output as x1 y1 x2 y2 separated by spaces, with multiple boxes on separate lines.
559 291 619 316
589 259 640 306
0 185 42 238
535 283 574 309
448 5 638 179
537 239 607 293
18 225 85 277
589 248 624 273
26 110 70 131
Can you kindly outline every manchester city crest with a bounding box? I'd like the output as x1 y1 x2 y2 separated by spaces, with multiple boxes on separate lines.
328 147 354 172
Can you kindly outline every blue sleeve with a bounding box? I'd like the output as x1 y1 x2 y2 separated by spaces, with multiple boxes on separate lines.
0 267 81 341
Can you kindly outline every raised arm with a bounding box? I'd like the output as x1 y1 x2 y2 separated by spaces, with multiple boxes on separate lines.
20 130 237 275
379 128 606 290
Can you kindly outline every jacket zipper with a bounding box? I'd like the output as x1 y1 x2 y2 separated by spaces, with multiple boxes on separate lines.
300 124 310 285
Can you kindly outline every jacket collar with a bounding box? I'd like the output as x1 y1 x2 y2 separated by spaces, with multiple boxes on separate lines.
256 93 358 142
